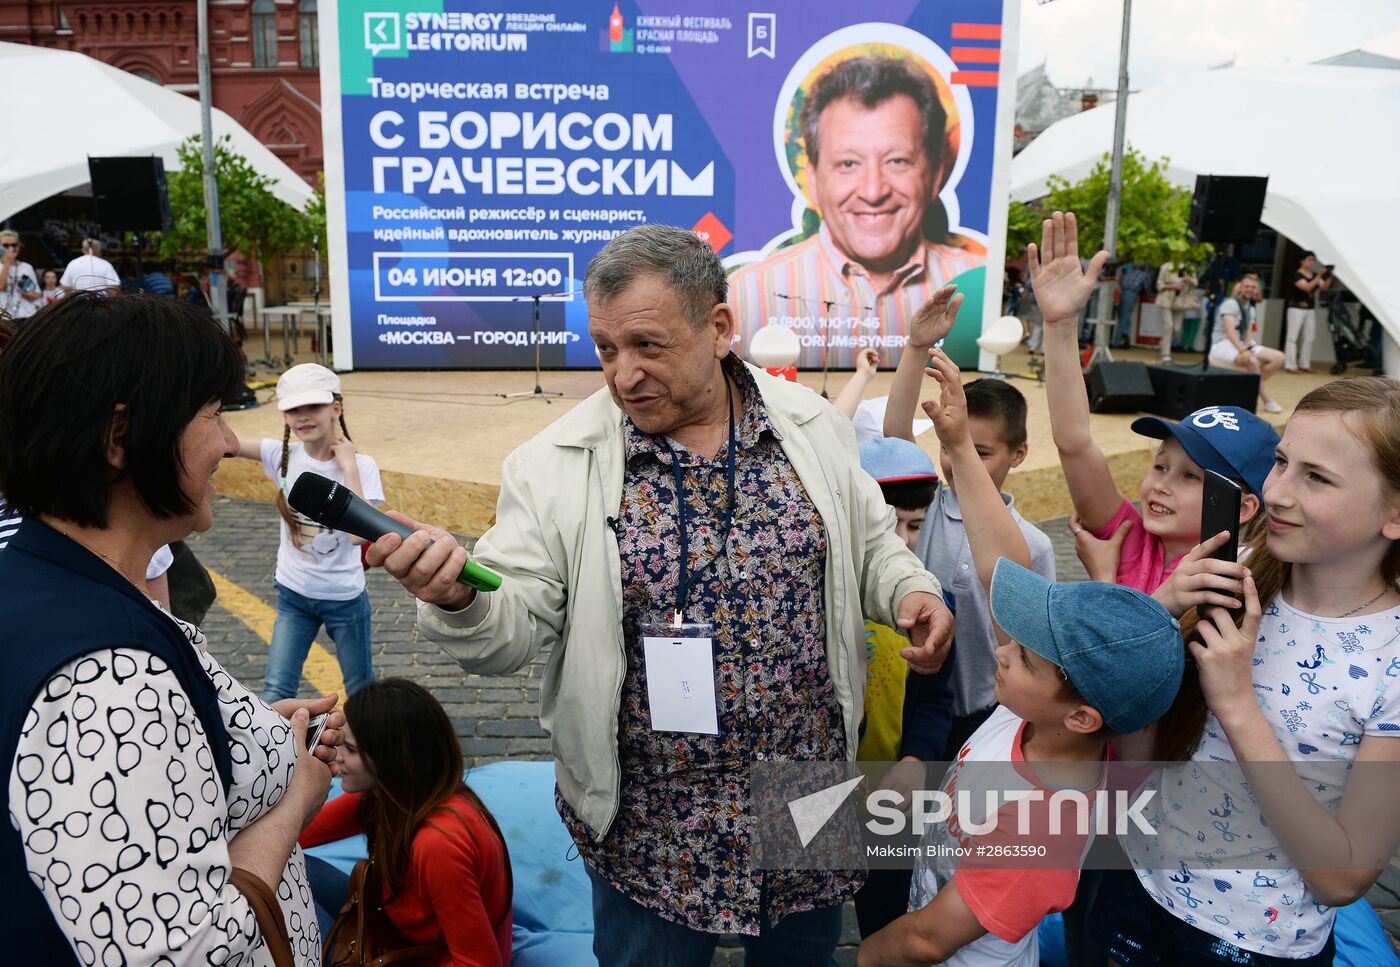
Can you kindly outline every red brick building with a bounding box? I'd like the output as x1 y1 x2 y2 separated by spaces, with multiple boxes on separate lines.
3 0 323 184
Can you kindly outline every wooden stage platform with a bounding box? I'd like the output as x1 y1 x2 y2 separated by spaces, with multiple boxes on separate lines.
218 346 1330 536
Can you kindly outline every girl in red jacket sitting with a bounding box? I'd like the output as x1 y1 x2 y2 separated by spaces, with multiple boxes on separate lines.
301 679 513 966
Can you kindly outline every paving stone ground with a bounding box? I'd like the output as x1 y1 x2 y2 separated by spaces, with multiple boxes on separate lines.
187 493 1398 961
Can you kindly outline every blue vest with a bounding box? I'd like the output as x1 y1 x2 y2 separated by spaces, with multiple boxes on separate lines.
0 518 234 963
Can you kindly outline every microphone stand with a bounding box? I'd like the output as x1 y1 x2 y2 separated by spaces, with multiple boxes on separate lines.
500 289 575 402
312 235 326 367
774 292 874 398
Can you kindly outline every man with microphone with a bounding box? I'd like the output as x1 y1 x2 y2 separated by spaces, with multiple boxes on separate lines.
367 224 953 966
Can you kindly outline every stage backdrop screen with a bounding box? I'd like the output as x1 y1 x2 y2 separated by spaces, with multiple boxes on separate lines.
321 0 1018 370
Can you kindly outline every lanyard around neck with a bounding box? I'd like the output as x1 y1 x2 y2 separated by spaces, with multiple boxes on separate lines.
666 375 736 625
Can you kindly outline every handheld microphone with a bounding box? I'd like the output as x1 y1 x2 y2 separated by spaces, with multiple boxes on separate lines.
287 472 502 592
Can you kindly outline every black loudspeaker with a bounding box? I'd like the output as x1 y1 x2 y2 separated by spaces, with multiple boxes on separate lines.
1189 174 1268 244
1146 364 1260 419
1084 361 1156 413
88 156 171 233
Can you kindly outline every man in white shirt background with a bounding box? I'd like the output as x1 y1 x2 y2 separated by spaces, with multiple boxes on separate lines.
0 231 41 322
59 237 121 294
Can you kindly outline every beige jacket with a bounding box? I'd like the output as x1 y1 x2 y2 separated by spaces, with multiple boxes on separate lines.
417 364 940 840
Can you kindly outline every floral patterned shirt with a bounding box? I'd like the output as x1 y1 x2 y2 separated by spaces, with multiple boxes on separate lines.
558 356 861 934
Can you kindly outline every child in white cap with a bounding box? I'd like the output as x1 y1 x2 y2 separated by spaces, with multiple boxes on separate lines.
231 364 384 702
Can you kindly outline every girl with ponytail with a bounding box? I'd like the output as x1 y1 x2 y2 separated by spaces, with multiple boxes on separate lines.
1094 377 1400 965
233 364 383 702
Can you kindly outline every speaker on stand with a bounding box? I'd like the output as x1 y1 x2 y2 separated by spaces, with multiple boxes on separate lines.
1189 174 1267 372
87 155 173 285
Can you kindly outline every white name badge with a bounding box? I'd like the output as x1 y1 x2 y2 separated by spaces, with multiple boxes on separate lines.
640 621 720 735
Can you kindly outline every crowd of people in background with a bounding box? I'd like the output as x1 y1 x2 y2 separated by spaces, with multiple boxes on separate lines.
0 214 1397 967
1004 244 1386 382
0 230 249 320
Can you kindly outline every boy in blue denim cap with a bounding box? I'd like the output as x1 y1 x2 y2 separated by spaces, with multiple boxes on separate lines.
859 561 1184 967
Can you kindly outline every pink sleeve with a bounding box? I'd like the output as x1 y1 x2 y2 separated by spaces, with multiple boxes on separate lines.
1090 499 1157 591
1089 497 1136 542
954 866 1080 943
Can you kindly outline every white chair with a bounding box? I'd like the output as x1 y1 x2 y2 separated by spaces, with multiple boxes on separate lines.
976 315 1025 379
747 324 801 369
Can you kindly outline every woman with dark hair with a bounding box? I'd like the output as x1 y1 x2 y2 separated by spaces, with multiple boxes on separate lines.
301 678 513 966
39 267 64 307
0 292 344 965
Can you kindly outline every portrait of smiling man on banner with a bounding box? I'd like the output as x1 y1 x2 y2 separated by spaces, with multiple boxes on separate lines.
729 35 988 370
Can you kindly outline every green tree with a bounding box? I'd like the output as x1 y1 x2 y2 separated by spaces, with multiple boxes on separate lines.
1040 146 1211 268
1005 199 1043 261
159 135 315 276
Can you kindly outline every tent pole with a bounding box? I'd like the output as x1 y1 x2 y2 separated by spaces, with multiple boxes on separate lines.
197 0 228 334
1088 0 1133 369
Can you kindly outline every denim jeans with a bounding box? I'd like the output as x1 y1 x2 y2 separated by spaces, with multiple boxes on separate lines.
587 866 844 967
1113 289 1141 346
263 580 374 702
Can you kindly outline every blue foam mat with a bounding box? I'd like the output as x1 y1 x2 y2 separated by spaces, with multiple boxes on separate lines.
307 760 1398 966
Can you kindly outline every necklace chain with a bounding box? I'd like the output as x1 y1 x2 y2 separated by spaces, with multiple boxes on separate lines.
1335 588 1391 620
49 523 142 586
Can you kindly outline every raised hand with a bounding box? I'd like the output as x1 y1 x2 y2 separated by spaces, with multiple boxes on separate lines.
908 285 963 349
920 348 969 447
855 347 880 377
1026 212 1109 325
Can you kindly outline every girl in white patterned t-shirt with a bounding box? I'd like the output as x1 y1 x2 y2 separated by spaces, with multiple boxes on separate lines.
1095 377 1400 966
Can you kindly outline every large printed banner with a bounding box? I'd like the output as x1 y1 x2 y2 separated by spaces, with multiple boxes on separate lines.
322 0 1018 369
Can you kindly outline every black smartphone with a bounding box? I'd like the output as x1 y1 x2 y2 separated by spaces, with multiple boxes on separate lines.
1200 469 1242 564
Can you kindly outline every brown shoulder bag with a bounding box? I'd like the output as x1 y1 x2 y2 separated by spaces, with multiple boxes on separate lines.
230 867 297 967
322 858 447 967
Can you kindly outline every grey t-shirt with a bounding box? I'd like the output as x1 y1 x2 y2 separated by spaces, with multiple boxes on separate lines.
1212 297 1254 349
913 484 1057 717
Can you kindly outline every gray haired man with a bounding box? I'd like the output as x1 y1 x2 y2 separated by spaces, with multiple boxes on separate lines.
367 224 952 965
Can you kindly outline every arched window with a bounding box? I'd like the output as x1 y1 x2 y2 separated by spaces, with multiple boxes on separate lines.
298 0 318 69
252 0 278 68
131 69 160 84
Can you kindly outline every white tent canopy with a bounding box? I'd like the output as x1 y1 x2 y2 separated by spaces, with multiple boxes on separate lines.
1010 64 1400 347
0 42 314 223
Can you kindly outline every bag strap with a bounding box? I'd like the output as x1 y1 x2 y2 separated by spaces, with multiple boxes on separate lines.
359 859 447 967
367 949 450 966
230 867 296 967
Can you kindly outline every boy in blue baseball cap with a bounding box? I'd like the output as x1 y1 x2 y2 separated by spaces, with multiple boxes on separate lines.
859 560 1184 967
1029 212 1280 593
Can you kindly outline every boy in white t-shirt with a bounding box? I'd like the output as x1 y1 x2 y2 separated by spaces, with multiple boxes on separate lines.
859 559 1184 967
232 364 384 702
